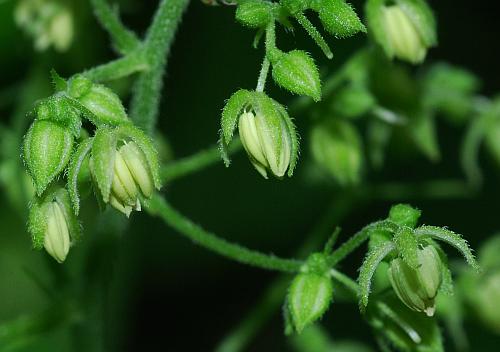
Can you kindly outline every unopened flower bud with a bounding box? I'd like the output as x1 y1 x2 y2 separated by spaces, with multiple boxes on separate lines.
238 110 292 179
43 201 71 263
388 245 443 316
235 0 273 28
382 5 427 63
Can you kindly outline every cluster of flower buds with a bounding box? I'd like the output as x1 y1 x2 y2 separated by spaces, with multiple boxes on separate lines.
23 73 160 262
358 204 479 317
15 0 74 52
220 90 299 179
366 0 437 64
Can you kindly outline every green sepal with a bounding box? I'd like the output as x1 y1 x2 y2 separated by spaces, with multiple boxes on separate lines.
271 50 321 101
116 124 162 191
219 89 253 166
315 0 366 38
91 127 118 203
235 0 273 28
23 120 74 196
365 0 392 56
414 226 480 272
67 138 94 215
395 0 437 47
76 81 129 126
50 69 67 92
288 272 333 333
53 187 81 243
407 111 440 162
394 227 419 269
67 74 92 98
358 241 396 309
34 95 82 137
271 98 300 177
28 196 49 249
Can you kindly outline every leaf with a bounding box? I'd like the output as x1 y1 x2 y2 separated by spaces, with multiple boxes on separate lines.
67 138 94 215
414 226 480 272
358 241 396 309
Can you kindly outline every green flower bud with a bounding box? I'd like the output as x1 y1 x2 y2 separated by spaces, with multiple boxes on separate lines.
23 120 74 195
235 0 273 28
281 0 311 15
388 204 421 228
28 188 80 263
70 76 129 126
310 119 363 185
388 245 443 316
315 0 366 38
382 5 427 63
287 252 333 333
238 110 292 178
271 50 321 101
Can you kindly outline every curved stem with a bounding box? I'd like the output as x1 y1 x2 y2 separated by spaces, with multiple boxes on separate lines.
161 139 242 183
82 51 149 82
330 268 359 295
295 13 333 59
90 0 140 55
130 0 190 133
145 194 303 272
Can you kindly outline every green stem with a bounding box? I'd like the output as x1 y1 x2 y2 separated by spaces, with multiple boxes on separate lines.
214 192 360 352
295 13 333 59
330 268 359 296
130 0 190 134
256 57 270 93
161 139 242 183
90 0 140 55
326 220 396 267
82 51 149 82
145 194 303 272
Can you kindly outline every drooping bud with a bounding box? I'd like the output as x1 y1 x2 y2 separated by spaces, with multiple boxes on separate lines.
23 120 74 195
28 188 80 263
388 245 443 316
287 253 333 333
366 0 437 64
271 50 321 101
310 119 363 185
90 126 160 217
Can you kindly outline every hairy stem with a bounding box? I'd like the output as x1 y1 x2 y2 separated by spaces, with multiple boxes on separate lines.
295 13 333 59
146 194 303 272
161 139 242 183
90 0 140 55
130 0 190 134
256 57 270 93
82 51 149 82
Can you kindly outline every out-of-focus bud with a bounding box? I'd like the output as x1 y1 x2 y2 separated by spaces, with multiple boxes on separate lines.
28 188 80 263
287 253 333 333
23 120 74 195
235 0 273 28
68 75 129 126
310 119 363 186
389 204 421 228
15 0 74 52
271 50 321 101
238 110 292 178
388 245 443 316
366 0 437 64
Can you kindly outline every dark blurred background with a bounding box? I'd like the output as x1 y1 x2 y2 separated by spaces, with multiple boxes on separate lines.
1 0 500 351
